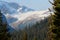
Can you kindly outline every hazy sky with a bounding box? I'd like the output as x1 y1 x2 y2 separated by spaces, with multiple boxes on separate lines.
1 0 52 10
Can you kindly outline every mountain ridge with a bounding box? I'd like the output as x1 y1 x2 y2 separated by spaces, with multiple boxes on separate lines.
0 1 53 31
0 1 34 15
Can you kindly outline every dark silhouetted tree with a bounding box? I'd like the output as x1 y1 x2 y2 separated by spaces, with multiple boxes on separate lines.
0 10 10 40
49 0 60 40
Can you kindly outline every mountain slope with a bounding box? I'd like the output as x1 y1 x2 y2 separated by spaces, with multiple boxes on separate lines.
0 1 34 15
5 10 52 30
0 12 15 34
0 1 53 31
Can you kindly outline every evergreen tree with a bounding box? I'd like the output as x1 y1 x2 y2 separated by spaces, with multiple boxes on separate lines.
22 31 27 40
33 36 37 40
49 0 60 40
0 10 10 40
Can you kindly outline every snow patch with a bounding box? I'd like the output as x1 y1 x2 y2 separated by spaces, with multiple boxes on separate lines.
5 10 51 30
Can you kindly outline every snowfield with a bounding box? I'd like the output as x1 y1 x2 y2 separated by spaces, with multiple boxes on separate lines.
5 10 53 30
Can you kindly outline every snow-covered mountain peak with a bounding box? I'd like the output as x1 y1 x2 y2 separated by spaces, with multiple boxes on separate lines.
0 1 54 31
0 1 34 15
5 10 52 30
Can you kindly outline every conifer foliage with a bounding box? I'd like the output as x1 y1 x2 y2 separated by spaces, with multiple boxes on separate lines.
49 0 60 40
0 10 10 40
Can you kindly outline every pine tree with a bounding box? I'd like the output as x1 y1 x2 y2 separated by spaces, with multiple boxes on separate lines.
49 0 60 40
33 36 37 40
21 30 27 40
0 10 10 40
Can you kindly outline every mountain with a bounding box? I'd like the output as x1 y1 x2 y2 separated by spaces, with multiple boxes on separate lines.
0 1 54 40
0 1 34 15
5 10 52 30
0 1 35 29
0 1 53 31
0 12 15 34
6 10 53 40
